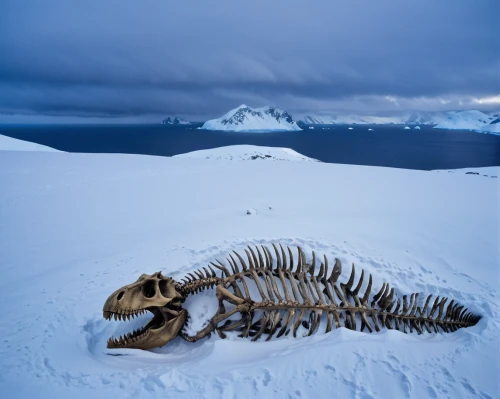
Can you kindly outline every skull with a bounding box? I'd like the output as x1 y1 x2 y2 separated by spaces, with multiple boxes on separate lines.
103 272 187 350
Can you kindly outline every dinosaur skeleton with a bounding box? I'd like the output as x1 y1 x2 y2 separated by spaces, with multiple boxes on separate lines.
102 244 480 350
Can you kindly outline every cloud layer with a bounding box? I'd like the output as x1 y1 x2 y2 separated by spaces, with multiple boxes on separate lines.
1 0 499 120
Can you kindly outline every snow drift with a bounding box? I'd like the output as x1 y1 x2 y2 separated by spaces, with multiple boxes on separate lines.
0 146 498 398
201 105 302 131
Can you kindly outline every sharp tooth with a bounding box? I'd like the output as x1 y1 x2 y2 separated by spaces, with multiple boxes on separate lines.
126 314 130 321
114 313 118 321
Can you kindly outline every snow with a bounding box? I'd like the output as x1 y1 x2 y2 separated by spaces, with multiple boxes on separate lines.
434 110 496 132
174 145 319 162
434 166 499 178
0 146 498 399
201 104 302 131
368 128 374 131
300 114 404 125
476 122 500 135
299 110 500 133
0 133 60 152
404 126 411 130
348 127 353 130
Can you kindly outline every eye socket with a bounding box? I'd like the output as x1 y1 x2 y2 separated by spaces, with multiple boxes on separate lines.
117 291 124 301
142 280 156 298
159 280 170 297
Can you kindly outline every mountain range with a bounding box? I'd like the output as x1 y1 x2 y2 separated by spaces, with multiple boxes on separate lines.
162 116 191 125
298 110 499 127
164 106 499 135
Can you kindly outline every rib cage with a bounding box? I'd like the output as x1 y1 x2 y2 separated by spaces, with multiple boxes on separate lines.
180 244 480 341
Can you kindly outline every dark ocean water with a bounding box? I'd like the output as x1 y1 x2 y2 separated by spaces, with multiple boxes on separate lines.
1 123 499 170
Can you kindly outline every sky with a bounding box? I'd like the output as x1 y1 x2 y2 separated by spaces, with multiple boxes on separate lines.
1 0 499 122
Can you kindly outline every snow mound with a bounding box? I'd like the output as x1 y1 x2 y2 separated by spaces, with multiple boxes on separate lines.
0 151 498 398
414 125 421 129
434 110 496 131
0 134 60 152
201 104 302 131
404 126 411 130
174 145 319 162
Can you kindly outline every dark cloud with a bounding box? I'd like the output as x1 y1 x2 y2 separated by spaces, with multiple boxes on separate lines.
1 0 499 120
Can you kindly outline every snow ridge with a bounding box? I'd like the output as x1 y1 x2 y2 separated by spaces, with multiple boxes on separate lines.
0 134 60 152
201 104 302 131
174 145 319 162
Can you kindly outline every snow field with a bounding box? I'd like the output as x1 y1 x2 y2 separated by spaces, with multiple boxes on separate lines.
0 146 498 398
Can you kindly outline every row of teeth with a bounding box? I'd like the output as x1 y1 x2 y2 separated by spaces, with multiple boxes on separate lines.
107 328 149 347
104 309 146 321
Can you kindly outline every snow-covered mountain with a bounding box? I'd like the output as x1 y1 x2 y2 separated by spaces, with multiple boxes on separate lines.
299 114 405 125
298 110 500 134
433 110 497 132
201 104 302 131
162 116 191 125
298 111 451 125
479 121 500 134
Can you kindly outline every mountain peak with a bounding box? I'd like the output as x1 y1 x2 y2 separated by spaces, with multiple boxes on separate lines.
201 105 302 132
